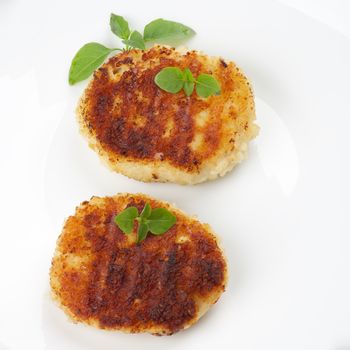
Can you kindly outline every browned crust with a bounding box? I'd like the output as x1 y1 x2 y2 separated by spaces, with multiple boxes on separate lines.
77 46 257 183
50 194 228 335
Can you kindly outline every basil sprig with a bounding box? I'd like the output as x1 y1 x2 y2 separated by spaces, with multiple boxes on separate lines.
68 14 195 85
114 203 176 243
155 67 221 98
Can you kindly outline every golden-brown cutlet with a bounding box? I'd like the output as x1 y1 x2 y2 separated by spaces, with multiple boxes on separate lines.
77 45 258 184
50 193 227 335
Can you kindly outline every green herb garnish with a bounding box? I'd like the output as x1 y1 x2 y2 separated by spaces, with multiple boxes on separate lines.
114 203 176 243
68 43 121 85
155 67 221 98
68 14 195 85
110 14 131 41
143 18 195 44
122 30 145 50
113 206 138 234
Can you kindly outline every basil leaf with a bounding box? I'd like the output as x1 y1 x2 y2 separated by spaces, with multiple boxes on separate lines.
183 81 194 96
155 67 184 93
147 208 176 235
183 67 195 82
68 43 115 85
196 73 221 98
110 13 130 40
183 68 195 96
140 203 151 219
137 222 149 243
114 206 138 234
122 30 145 50
143 18 195 44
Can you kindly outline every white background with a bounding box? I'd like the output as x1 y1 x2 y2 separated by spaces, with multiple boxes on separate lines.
0 1 349 350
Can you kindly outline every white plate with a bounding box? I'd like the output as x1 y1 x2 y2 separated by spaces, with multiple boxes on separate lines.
0 1 349 349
